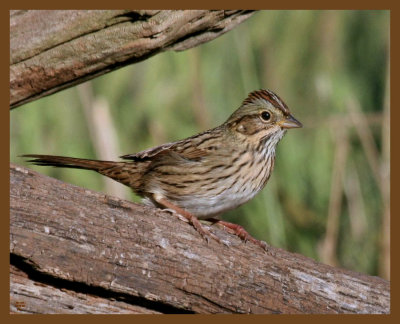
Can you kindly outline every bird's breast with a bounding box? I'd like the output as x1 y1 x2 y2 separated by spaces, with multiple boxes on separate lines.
165 148 276 219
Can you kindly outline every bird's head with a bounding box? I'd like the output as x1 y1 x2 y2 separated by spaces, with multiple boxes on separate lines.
225 89 302 146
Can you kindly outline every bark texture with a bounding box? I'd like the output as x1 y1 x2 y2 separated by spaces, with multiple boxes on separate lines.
10 265 160 314
10 10 254 109
10 164 390 314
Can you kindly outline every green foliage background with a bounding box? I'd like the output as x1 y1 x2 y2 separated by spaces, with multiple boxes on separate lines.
11 11 390 277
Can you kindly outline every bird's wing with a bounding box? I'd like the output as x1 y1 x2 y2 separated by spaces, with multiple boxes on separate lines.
120 142 177 161
120 140 210 162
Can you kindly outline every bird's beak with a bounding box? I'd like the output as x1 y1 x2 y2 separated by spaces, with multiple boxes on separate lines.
278 114 303 129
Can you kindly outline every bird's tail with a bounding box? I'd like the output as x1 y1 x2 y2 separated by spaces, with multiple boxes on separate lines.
22 154 146 189
22 154 120 171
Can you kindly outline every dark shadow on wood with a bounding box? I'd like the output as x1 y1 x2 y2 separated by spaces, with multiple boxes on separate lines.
10 254 193 314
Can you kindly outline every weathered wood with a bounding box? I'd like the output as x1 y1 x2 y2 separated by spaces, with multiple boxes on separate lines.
10 164 390 314
10 10 254 109
10 265 160 314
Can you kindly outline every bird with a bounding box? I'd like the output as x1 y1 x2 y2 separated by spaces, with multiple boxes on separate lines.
23 89 302 250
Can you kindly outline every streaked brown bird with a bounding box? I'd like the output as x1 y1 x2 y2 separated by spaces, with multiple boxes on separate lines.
23 89 302 250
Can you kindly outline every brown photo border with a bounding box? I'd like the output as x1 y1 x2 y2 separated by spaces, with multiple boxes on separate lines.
4 1 396 322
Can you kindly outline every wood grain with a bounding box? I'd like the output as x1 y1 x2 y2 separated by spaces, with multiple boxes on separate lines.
10 265 160 314
10 10 254 108
10 164 390 314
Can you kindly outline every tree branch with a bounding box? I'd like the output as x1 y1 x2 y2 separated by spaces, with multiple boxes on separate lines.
10 10 254 109
10 164 390 314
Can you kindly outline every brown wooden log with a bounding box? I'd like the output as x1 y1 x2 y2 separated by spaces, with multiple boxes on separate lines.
10 265 160 314
10 10 254 109
10 164 390 314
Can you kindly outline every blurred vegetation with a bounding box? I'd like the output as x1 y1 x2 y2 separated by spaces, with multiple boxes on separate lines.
10 10 390 278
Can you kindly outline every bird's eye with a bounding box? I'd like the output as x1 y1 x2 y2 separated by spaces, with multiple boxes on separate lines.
260 111 271 121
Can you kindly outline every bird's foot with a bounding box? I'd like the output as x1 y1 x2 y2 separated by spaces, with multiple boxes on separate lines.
156 196 221 245
211 219 274 255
